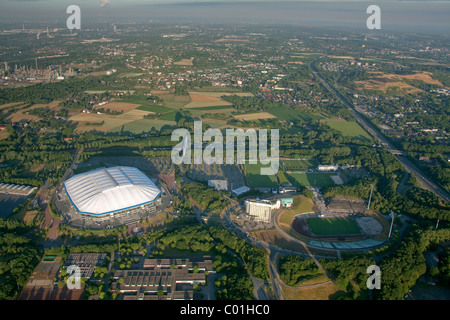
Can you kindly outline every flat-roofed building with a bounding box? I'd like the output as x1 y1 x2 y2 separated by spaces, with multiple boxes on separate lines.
245 198 281 223
112 257 214 300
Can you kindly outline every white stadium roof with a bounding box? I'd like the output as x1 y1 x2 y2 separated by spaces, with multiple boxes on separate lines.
64 166 161 215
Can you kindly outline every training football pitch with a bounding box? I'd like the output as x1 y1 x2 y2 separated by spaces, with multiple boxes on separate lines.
286 172 336 187
306 217 362 236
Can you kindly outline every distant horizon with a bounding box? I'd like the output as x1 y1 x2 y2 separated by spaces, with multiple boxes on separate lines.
0 1 448 34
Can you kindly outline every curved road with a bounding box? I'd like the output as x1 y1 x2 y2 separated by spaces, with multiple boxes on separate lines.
310 58 450 203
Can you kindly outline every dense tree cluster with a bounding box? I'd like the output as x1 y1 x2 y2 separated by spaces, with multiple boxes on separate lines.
0 218 41 300
279 255 322 286
182 183 228 211
375 227 450 300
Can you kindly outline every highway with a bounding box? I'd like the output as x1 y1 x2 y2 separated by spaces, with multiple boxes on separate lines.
310 59 450 203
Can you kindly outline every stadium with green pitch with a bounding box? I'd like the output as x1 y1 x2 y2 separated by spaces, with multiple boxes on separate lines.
305 217 362 236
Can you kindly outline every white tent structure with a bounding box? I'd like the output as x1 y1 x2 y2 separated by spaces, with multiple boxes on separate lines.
64 166 160 216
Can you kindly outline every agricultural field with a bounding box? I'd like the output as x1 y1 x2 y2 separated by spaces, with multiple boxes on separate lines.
324 119 372 142
306 217 362 236
185 91 251 109
287 172 337 187
282 159 318 171
266 107 326 122
95 102 141 113
355 71 443 94
173 58 194 66
243 162 278 188
233 112 277 121
110 119 177 133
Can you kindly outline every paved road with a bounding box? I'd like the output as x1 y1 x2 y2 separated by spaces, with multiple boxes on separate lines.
310 58 450 203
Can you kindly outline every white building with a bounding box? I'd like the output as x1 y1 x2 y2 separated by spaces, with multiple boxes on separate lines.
317 165 339 172
245 199 281 223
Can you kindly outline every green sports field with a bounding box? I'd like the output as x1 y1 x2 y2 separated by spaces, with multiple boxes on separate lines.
282 159 318 171
244 162 278 188
325 119 372 142
286 172 336 187
306 217 362 236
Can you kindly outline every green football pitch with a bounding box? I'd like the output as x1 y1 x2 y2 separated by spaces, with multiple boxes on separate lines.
306 217 362 236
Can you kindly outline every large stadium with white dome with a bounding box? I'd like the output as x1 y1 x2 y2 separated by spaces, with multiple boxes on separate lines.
54 166 164 229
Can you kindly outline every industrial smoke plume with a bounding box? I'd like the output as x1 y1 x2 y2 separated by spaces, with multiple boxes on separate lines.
100 0 110 8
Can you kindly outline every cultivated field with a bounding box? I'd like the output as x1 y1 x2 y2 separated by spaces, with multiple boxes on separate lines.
94 102 142 113
174 58 194 66
233 112 277 121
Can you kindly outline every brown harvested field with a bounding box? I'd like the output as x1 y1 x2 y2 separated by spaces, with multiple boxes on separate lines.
282 281 342 300
47 100 62 109
7 109 41 122
355 79 421 93
190 93 222 103
355 71 442 93
234 112 277 121
174 58 194 66
399 72 443 85
69 108 153 132
0 131 9 140
288 61 304 65
69 113 131 132
94 102 141 113
22 209 39 225
0 102 25 110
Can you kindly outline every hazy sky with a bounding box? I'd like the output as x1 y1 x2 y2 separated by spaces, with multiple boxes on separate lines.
0 0 448 33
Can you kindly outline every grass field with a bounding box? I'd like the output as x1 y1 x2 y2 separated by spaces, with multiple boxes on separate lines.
234 112 277 121
243 162 278 188
282 159 318 171
136 105 174 114
306 217 362 236
278 195 314 225
324 119 372 142
287 172 336 187
266 107 326 122
110 119 177 133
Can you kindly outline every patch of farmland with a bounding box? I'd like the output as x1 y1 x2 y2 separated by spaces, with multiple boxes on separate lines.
234 112 277 121
110 119 177 133
94 102 141 113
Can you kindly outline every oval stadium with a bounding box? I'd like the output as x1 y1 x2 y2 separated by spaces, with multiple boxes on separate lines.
57 166 162 228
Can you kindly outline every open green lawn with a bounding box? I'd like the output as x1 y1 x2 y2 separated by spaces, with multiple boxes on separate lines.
190 105 236 111
287 172 336 187
110 119 177 133
282 159 318 171
325 119 372 142
244 162 278 188
306 217 362 236
136 105 174 114
267 107 326 122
